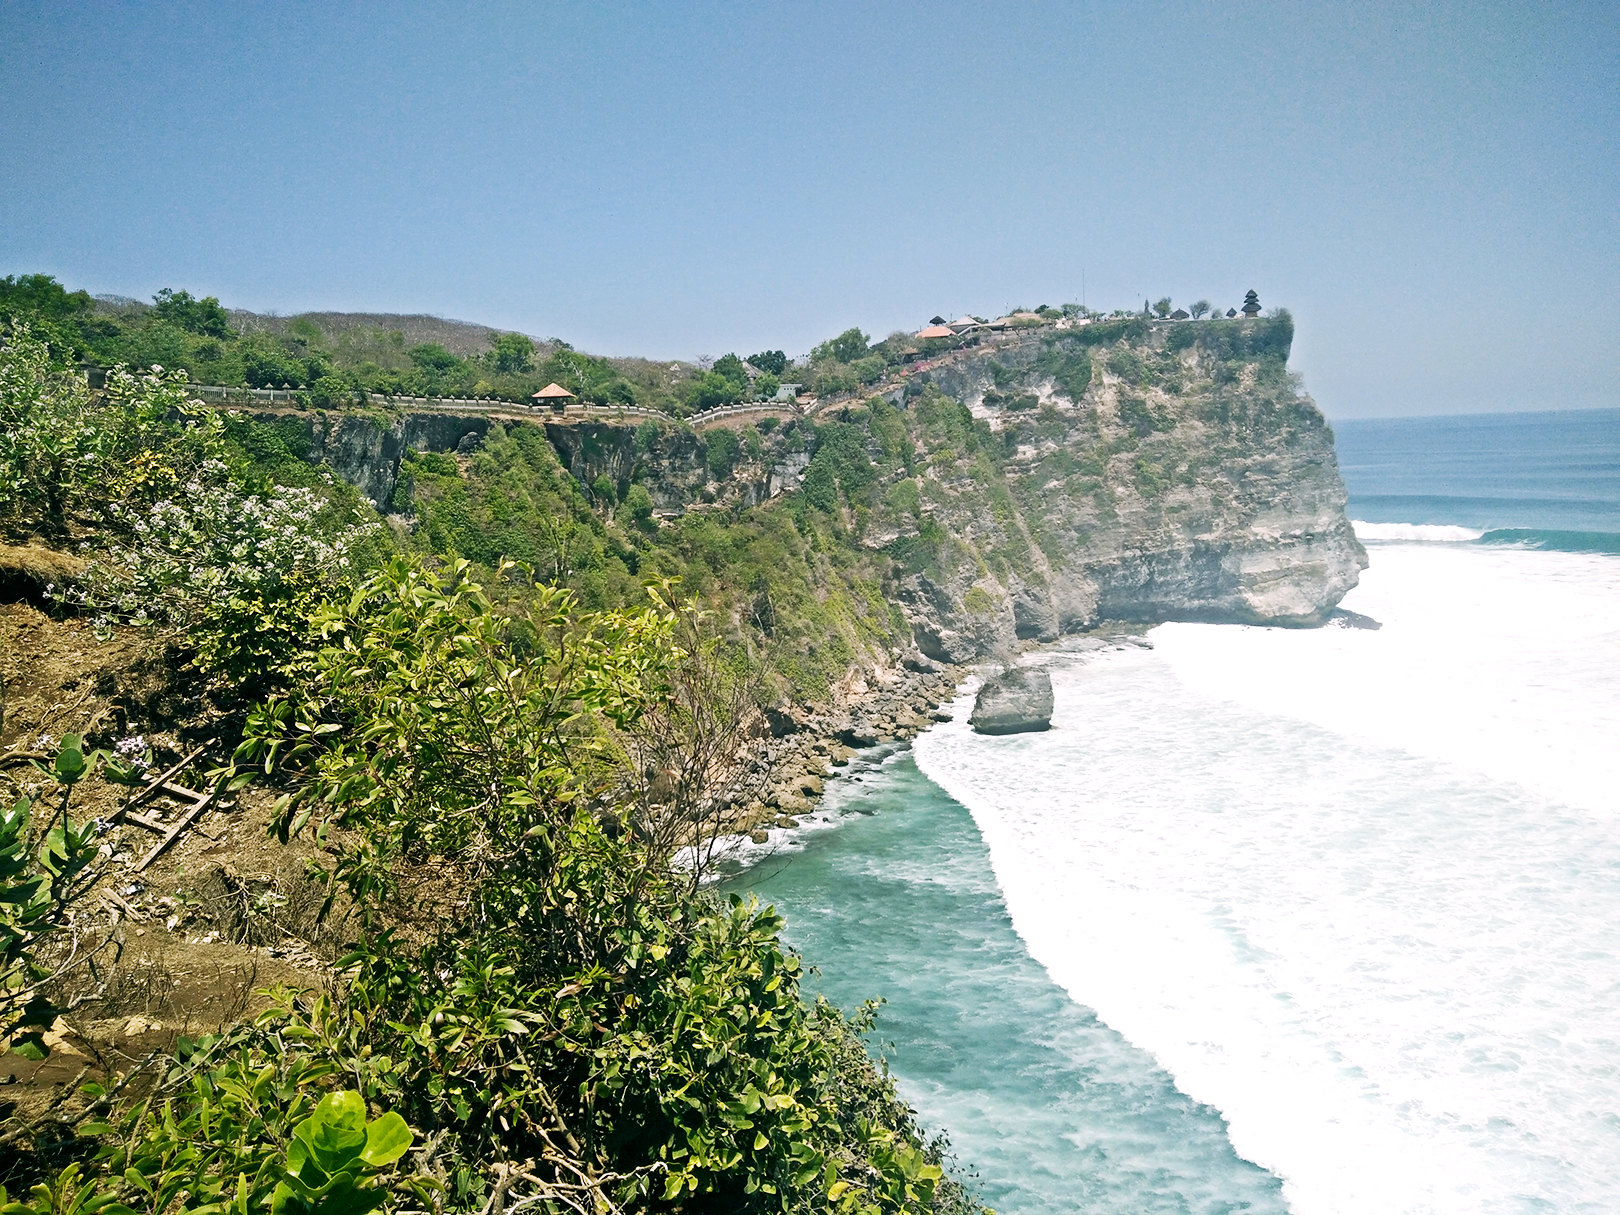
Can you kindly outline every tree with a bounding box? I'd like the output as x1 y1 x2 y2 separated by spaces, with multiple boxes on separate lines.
811 327 869 364
0 273 94 323
408 342 462 375
152 288 233 338
0 275 96 360
304 373 355 408
240 334 308 387
711 352 750 393
1153 297 1172 318
685 370 741 412
623 481 654 525
746 349 788 376
705 427 739 480
1242 289 1261 316
756 371 780 400
488 331 536 375
1190 299 1211 319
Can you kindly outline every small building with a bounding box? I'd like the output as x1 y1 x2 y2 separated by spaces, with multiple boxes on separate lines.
915 324 956 340
1169 308 1190 320
531 382 576 413
948 315 983 333
1225 307 1238 318
929 315 947 326
775 383 803 402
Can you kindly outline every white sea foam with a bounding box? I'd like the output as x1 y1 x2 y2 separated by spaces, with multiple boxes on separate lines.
1352 520 1485 542
914 542 1620 1213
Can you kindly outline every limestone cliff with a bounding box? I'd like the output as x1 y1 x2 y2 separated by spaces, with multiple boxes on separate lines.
289 315 1364 665
880 316 1366 659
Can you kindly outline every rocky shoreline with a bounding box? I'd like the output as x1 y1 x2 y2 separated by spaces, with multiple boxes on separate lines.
723 657 966 842
717 629 1166 846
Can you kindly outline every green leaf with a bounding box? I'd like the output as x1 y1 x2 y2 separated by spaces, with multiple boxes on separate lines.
10 1033 48 1061
53 736 88 782
359 1112 411 1167
292 1090 367 1176
269 1181 312 1215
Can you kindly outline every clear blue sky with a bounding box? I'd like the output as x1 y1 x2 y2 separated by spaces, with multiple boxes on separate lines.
3 2 1615 417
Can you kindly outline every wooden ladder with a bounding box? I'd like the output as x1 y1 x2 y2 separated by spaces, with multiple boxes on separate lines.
114 742 226 872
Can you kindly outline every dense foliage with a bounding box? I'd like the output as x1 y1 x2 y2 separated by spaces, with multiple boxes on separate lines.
0 276 694 415
0 277 1309 1213
0 320 980 1215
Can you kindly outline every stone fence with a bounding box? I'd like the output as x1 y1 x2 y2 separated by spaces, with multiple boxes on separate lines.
183 382 671 424
686 401 805 430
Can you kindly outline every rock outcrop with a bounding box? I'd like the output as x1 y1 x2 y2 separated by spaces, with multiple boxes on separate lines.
285 315 1366 663
969 667 1054 735
888 316 1367 657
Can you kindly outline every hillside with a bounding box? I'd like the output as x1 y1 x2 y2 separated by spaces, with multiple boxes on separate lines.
263 312 1363 683
1 274 701 413
0 288 1364 1213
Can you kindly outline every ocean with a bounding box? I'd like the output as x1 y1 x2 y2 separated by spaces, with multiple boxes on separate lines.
721 406 1620 1214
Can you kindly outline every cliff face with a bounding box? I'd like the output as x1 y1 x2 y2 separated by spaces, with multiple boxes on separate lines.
292 315 1364 665
887 318 1365 659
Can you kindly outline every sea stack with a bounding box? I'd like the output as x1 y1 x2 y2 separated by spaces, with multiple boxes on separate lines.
969 666 1054 735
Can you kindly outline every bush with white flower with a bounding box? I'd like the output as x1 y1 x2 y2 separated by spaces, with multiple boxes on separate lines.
62 472 377 690
0 321 227 540
0 321 379 690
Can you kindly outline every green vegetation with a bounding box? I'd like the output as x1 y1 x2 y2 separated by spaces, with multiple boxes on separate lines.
0 275 683 413
0 322 980 1213
0 271 1322 1214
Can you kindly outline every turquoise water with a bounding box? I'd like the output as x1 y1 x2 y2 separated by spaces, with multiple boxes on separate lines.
721 407 1620 1213
720 749 1286 1214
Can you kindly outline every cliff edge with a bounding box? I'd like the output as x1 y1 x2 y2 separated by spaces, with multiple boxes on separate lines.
887 315 1366 658
281 314 1365 671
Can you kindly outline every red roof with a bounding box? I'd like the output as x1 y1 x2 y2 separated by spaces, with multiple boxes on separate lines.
916 324 955 339
531 382 575 399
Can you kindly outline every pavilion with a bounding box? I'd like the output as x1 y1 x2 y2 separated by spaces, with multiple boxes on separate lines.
531 382 576 413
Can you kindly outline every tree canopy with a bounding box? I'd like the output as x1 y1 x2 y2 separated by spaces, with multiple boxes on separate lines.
746 349 788 376
151 288 234 337
811 327 869 365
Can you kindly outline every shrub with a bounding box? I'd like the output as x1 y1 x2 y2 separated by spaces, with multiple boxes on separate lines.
705 428 740 480
625 482 655 524
63 475 376 692
811 327 869 365
224 560 965 1212
0 323 228 539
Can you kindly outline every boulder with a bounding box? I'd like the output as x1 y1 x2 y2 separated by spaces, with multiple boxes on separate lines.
969 667 1054 735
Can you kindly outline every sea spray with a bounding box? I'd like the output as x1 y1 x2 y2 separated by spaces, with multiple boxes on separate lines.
723 750 1288 1215
914 539 1620 1213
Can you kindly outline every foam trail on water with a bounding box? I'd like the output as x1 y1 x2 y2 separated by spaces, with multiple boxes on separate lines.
915 542 1620 1214
1351 520 1484 542
1157 543 1620 817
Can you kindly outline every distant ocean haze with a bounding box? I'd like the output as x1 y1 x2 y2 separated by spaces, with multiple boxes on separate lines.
1333 406 1620 541
726 405 1620 1214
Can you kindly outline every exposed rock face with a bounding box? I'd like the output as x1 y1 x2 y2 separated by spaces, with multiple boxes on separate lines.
969 667 1054 735
261 412 491 510
284 315 1365 664
278 411 801 516
892 317 1367 657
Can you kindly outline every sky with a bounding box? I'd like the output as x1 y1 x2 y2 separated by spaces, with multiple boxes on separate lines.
2 1 1616 418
